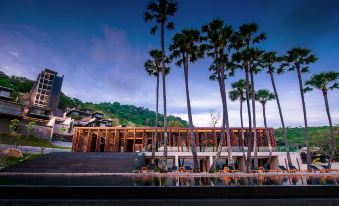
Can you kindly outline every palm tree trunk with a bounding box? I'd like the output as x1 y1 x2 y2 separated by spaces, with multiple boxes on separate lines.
240 99 246 163
151 74 160 164
183 57 199 172
269 69 292 165
323 90 336 168
160 22 168 171
245 67 253 173
209 64 228 172
296 65 311 170
262 103 272 169
250 70 258 169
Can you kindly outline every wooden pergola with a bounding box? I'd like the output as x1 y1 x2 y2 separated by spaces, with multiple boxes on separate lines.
72 127 277 153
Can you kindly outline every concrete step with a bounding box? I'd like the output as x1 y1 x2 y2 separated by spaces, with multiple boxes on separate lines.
1 152 139 173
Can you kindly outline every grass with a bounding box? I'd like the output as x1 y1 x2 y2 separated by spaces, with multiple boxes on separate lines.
0 132 70 149
1 153 42 169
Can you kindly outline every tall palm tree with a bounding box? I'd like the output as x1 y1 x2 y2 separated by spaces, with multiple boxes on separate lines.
232 23 266 171
144 0 177 170
169 29 204 172
255 89 275 168
202 20 235 172
248 48 264 169
259 51 292 166
304 71 339 168
229 79 249 160
144 49 170 164
282 47 317 170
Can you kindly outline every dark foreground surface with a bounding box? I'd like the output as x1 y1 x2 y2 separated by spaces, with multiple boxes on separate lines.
0 186 339 206
1 152 138 173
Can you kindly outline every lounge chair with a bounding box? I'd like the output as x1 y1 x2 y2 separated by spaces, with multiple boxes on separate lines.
141 166 148 173
215 165 222 173
288 165 299 173
251 166 264 173
147 164 156 173
310 165 321 173
184 166 193 173
321 165 339 173
179 166 185 173
278 165 289 173
262 166 277 173
228 165 240 173
170 166 178 173
132 165 142 173
222 166 230 173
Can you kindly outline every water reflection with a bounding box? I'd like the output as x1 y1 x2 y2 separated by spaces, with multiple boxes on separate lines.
1 175 338 186
129 175 339 186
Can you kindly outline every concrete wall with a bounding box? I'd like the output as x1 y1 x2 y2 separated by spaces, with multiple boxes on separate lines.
0 118 11 132
18 123 53 141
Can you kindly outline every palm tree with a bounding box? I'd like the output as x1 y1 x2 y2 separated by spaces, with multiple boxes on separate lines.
202 20 235 172
144 0 177 170
169 29 204 172
259 51 292 166
232 23 265 171
228 79 249 160
255 89 275 168
304 71 339 168
144 49 170 164
282 47 317 170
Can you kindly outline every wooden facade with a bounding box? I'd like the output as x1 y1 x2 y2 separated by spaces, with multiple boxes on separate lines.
72 127 277 153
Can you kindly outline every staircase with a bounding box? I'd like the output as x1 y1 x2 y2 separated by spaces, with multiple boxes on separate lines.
2 152 139 173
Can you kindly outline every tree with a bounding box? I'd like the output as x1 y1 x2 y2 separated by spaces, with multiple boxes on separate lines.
144 49 170 164
26 121 37 138
9 119 19 134
281 47 317 170
169 29 204 172
304 71 339 168
259 51 292 166
255 89 275 168
229 79 250 161
209 111 221 127
144 0 177 171
59 126 66 141
232 23 266 171
202 19 235 172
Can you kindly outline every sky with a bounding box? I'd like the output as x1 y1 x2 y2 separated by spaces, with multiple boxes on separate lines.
0 0 338 128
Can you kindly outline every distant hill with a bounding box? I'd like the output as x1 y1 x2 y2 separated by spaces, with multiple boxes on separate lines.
0 71 188 127
275 126 339 152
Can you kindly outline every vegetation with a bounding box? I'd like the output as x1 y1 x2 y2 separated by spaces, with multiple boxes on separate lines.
0 132 70 149
259 51 292 166
169 28 204 172
229 80 248 157
275 126 339 153
0 72 188 127
144 49 171 163
1 153 42 169
202 19 235 172
0 72 34 101
304 71 339 167
255 89 275 168
281 47 317 170
144 0 178 170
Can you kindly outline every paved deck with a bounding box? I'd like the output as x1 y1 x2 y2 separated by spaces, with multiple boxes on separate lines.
1 152 138 173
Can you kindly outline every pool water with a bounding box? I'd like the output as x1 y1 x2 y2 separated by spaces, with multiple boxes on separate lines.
1 175 338 186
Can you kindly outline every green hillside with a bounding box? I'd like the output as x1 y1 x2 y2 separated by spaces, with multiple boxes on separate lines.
275 126 339 152
0 71 188 127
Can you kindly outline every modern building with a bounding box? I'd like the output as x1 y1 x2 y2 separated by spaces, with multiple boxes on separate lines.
71 126 302 172
0 86 23 132
26 69 63 118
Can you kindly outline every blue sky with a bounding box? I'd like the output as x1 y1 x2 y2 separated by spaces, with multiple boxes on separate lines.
0 0 338 127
